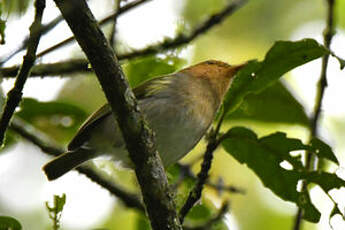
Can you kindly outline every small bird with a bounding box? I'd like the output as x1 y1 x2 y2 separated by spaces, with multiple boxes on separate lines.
43 60 245 180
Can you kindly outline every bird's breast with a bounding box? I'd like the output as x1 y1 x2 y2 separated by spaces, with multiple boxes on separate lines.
140 91 215 166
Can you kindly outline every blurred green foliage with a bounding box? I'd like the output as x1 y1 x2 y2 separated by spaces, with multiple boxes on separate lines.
1 0 344 229
16 98 88 143
226 81 309 126
223 39 328 116
45 194 66 230
222 127 344 223
184 200 229 230
0 216 22 230
1 0 31 15
338 0 345 28
124 54 186 87
167 164 196 210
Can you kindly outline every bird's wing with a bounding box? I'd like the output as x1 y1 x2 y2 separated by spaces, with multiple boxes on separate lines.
67 75 172 150
68 103 112 150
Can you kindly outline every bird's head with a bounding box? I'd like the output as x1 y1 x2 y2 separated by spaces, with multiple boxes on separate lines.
180 60 246 101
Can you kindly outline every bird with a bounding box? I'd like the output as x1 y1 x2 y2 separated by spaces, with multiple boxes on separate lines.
43 60 246 180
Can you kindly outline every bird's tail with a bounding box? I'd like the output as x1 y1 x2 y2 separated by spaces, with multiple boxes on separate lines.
43 148 95 181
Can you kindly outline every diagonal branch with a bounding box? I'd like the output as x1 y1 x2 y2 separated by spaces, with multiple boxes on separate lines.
293 0 336 229
0 0 247 78
176 163 245 195
119 0 248 60
36 0 150 58
9 117 144 211
0 15 63 66
109 0 122 47
52 0 182 229
179 113 226 223
0 0 46 146
0 59 91 78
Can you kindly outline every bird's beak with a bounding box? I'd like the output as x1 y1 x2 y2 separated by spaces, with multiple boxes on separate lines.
232 62 247 72
227 62 247 78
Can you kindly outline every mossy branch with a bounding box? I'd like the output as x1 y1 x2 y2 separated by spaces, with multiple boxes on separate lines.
52 0 182 229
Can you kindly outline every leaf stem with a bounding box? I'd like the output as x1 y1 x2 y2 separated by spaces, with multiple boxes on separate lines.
293 0 336 229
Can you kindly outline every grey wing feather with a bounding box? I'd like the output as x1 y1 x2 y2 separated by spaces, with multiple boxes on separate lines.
68 104 112 150
67 75 171 150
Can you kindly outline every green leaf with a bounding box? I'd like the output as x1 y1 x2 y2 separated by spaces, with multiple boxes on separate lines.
16 98 88 143
124 55 186 87
184 198 216 226
167 164 196 210
187 203 213 221
17 98 87 122
46 194 66 230
303 172 345 192
0 216 22 230
184 201 229 230
224 39 328 116
310 138 339 164
226 81 309 126
55 193 66 213
222 127 345 223
2 0 30 15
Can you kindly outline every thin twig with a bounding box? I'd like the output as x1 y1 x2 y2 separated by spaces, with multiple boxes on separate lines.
117 0 248 61
9 117 145 211
109 0 121 47
0 0 46 146
179 110 227 222
0 0 247 79
0 58 91 78
39 0 245 58
10 118 63 155
293 0 336 229
36 0 150 58
176 163 245 195
0 15 63 66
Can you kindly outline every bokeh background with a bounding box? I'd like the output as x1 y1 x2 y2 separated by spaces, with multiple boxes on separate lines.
0 0 344 229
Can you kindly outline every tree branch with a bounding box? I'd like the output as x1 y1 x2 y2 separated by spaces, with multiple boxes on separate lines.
179 113 226 223
1 59 91 78
179 135 221 222
293 0 336 229
52 0 182 229
119 0 248 60
36 0 150 58
0 15 63 66
9 117 144 211
176 163 245 195
109 0 121 47
0 0 45 146
0 0 247 78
